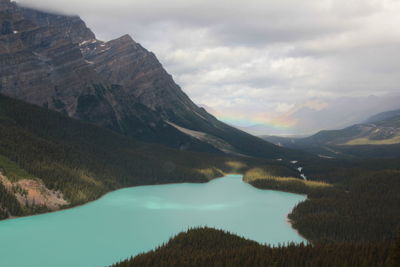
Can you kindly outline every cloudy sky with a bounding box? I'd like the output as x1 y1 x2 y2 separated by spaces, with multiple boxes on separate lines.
18 0 400 134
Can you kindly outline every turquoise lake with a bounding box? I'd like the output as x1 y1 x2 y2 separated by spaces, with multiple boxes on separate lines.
0 174 306 267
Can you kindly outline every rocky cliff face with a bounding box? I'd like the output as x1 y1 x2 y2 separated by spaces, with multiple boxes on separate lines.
0 0 296 159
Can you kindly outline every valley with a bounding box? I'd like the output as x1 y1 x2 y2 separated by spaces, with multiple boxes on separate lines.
0 0 399 266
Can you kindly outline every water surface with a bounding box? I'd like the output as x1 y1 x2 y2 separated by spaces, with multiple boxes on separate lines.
0 175 306 267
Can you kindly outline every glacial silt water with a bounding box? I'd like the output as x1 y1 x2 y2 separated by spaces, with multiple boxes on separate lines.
0 175 306 267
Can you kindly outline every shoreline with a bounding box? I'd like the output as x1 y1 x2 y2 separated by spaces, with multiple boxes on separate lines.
286 216 309 244
1 173 309 245
0 173 228 222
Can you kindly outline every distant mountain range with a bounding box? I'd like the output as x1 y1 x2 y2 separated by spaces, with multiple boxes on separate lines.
365 109 400 124
0 0 300 160
262 109 400 159
232 95 400 136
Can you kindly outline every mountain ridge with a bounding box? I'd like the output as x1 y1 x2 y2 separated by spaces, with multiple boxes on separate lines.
262 109 400 158
365 108 400 124
0 1 302 159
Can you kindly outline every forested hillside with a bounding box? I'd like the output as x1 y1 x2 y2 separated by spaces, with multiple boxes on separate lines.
245 157 400 243
110 228 398 267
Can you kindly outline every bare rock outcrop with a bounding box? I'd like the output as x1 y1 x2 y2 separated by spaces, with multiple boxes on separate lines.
0 172 68 211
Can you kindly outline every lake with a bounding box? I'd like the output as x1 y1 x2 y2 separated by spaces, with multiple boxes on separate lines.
0 174 306 267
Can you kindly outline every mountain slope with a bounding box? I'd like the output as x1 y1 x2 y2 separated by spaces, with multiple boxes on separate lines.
365 109 400 124
0 0 300 159
302 113 400 146
263 111 400 159
0 0 219 154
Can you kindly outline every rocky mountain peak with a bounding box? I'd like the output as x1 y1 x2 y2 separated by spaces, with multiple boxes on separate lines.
115 34 136 44
0 1 293 159
19 7 96 44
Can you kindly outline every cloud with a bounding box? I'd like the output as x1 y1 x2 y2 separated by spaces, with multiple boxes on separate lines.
276 103 295 113
16 0 400 134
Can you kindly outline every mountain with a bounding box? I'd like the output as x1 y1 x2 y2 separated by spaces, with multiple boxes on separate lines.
233 95 400 136
283 95 400 135
0 0 300 159
262 111 400 159
365 109 400 124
